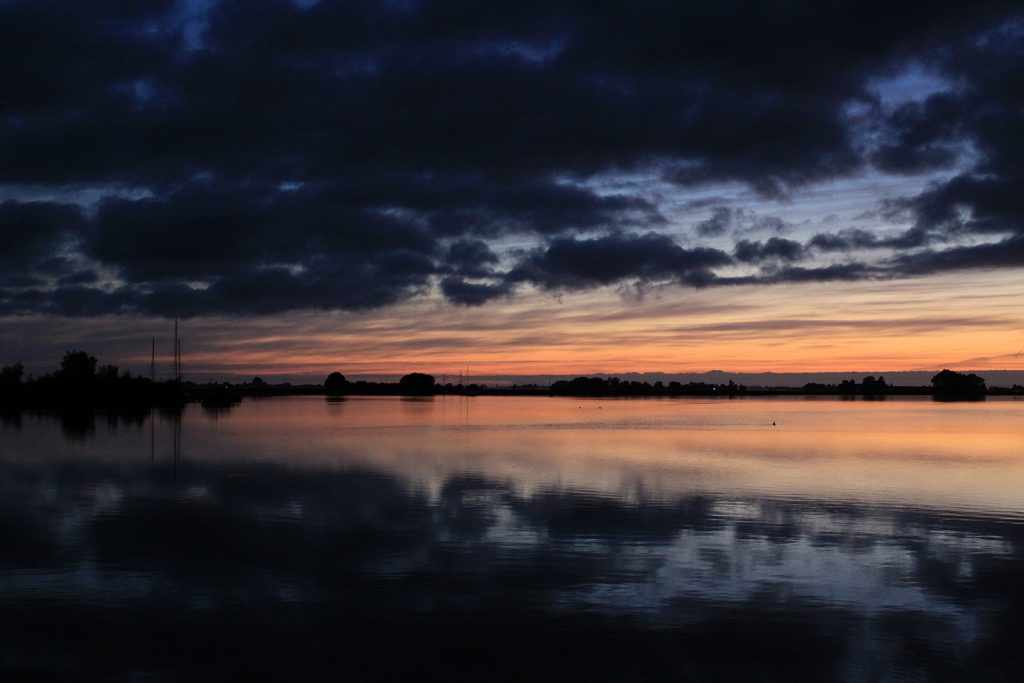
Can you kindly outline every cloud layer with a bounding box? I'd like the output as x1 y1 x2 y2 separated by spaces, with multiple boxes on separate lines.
1 0 1022 316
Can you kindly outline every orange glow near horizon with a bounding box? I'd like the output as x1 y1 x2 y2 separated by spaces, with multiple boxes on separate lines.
151 270 1024 378
3 269 1022 379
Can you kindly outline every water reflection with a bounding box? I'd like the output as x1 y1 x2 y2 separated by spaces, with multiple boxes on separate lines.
1 397 1022 679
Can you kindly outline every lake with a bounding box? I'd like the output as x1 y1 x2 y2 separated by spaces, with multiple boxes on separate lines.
2 395 1023 680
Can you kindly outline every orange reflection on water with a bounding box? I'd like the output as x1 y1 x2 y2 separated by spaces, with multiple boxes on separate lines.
181 395 1024 515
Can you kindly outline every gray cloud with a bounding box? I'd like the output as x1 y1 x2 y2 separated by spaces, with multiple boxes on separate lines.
508 232 733 290
734 238 804 263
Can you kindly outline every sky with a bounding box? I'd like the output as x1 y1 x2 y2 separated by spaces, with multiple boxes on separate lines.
1 0 1023 381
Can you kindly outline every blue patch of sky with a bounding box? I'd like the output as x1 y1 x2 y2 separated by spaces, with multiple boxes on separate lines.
467 39 566 65
0 184 154 217
867 62 957 112
169 0 219 52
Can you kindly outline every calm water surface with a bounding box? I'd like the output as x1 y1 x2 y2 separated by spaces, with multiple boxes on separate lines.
2 396 1023 680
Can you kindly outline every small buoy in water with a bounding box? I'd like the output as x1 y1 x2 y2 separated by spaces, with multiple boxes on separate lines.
772 421 776 426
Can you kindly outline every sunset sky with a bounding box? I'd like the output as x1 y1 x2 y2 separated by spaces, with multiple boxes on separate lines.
2 1 1022 380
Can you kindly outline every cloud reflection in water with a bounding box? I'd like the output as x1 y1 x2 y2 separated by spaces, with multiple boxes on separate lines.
1 397 1023 679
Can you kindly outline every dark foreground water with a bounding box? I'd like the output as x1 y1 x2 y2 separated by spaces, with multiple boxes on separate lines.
2 396 1024 681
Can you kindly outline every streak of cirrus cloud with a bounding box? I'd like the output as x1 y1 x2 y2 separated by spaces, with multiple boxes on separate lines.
1 0 1023 376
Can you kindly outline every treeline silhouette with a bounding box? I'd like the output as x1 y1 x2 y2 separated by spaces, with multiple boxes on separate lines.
325 369 1021 398
802 372 1016 398
324 372 488 396
544 371 1020 399
1 351 186 411
803 375 892 396
549 377 747 396
4 353 1022 411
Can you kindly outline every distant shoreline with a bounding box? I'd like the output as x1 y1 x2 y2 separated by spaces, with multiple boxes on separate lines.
138 369 1024 388
4 353 1021 412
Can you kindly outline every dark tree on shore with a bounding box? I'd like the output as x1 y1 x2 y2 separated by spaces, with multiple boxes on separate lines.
0 363 24 389
399 373 435 395
862 375 889 395
324 372 349 395
1 350 187 410
931 369 986 398
57 350 98 384
549 376 746 396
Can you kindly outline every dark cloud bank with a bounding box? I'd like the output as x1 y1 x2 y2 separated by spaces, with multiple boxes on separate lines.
1 0 1023 316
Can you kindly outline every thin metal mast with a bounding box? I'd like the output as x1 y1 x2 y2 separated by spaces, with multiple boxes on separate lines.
173 318 180 381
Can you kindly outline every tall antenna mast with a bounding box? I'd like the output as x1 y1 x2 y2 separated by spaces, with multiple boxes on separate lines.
178 323 183 382
173 318 180 382
150 337 155 381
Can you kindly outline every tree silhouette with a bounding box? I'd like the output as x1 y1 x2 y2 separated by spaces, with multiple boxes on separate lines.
57 350 97 385
931 369 986 398
324 372 349 395
97 364 121 382
399 372 435 395
862 375 889 395
0 362 24 388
